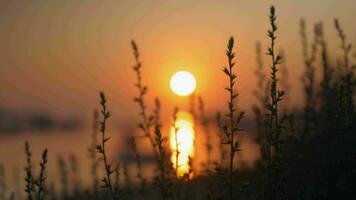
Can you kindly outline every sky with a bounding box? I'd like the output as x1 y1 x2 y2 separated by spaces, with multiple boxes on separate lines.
0 0 355 121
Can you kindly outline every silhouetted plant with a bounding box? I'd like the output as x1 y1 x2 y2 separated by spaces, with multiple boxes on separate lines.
299 19 318 137
333 19 355 198
183 156 194 181
171 107 179 178
252 42 270 169
153 98 162 128
122 162 133 199
129 136 147 198
35 149 47 200
12 166 21 200
113 163 121 197
89 110 99 195
189 93 197 177
315 22 333 94
57 156 69 199
198 96 212 172
221 36 245 200
264 6 286 200
254 42 266 91
96 92 120 200
47 183 56 200
131 40 157 157
189 93 197 120
252 41 269 112
181 156 195 200
8 193 14 200
279 49 290 109
24 141 34 200
69 154 81 196
314 22 336 137
0 163 7 200
154 125 173 200
334 19 354 134
215 112 227 163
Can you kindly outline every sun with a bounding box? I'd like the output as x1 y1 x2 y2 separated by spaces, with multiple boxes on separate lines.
170 71 196 96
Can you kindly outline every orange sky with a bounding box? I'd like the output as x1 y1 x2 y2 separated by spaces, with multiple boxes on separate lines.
0 0 355 120
0 1 355 192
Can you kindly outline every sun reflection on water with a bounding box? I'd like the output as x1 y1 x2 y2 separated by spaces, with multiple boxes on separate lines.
170 111 195 179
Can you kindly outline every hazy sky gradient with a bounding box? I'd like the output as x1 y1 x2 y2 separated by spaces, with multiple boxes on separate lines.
0 0 355 120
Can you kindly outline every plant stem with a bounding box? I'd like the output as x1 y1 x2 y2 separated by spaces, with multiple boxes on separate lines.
24 141 33 200
131 40 157 157
97 92 119 200
172 107 179 177
36 149 48 200
222 37 244 200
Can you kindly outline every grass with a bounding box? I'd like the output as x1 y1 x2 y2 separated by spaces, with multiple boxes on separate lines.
0 4 353 200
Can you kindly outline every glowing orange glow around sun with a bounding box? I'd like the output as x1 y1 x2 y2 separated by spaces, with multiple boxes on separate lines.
170 111 195 179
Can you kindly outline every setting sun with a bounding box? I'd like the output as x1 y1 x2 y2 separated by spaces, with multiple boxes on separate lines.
170 71 196 96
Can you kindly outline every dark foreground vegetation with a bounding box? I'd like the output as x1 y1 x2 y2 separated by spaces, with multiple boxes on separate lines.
0 5 355 200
